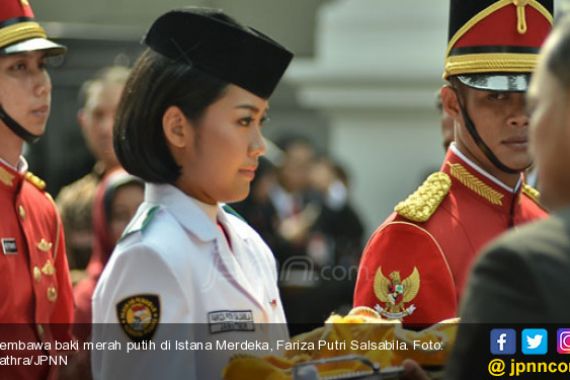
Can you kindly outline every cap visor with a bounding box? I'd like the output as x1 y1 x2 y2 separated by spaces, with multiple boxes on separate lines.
457 74 530 92
0 38 66 56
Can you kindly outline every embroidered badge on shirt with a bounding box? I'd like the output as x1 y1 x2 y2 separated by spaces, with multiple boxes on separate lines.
1 238 17 255
208 310 255 334
116 294 160 342
373 266 420 319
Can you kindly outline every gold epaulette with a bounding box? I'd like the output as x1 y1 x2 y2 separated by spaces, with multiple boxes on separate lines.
522 183 542 206
24 171 46 191
395 172 451 222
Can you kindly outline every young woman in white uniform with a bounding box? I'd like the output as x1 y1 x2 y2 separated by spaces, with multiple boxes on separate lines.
91 8 293 380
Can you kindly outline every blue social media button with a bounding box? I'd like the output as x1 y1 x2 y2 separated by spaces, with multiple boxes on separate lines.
491 329 516 355
522 329 548 355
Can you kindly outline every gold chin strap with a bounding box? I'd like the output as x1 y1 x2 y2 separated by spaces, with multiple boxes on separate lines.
514 0 530 34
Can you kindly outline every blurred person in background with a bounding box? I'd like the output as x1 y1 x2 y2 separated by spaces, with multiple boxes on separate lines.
308 156 364 269
269 135 320 265
0 0 73 379
62 170 143 380
233 151 365 329
73 169 144 342
354 0 550 326
231 157 281 250
419 92 456 183
436 92 455 152
56 66 130 280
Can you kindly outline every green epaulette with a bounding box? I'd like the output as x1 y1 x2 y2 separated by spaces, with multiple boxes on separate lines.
24 171 46 191
120 206 159 241
395 172 451 223
222 204 246 222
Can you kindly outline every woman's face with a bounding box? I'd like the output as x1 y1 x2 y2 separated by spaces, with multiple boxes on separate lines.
109 184 144 245
0 51 52 136
174 84 268 204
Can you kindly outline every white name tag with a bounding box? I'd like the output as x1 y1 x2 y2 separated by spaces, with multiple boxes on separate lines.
1 238 17 255
207 310 255 334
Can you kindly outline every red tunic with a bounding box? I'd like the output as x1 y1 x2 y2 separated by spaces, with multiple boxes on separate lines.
354 148 547 325
0 159 73 379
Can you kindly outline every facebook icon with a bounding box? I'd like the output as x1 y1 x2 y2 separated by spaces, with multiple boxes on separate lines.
491 329 517 355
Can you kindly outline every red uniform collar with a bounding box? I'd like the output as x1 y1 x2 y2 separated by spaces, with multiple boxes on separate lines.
441 147 523 214
0 158 24 193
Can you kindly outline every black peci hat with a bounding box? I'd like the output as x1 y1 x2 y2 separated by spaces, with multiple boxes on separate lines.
144 7 293 99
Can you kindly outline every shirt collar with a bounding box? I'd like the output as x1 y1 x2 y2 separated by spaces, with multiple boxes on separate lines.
450 143 521 193
0 156 27 173
144 183 222 242
194 197 218 224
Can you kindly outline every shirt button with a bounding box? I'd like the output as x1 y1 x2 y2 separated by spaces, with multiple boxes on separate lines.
37 324 44 338
18 205 26 219
47 287 57 302
33 266 41 282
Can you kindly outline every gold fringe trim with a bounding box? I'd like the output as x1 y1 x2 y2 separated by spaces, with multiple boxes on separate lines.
445 52 537 78
522 183 541 205
448 163 504 206
0 22 46 50
395 172 451 223
25 171 46 191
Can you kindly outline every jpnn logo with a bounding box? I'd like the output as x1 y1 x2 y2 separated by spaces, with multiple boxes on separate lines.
491 329 516 355
522 329 547 355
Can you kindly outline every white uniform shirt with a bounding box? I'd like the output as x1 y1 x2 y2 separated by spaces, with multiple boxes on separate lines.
92 183 288 380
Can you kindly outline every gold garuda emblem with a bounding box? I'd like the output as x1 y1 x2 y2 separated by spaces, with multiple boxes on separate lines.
373 266 420 319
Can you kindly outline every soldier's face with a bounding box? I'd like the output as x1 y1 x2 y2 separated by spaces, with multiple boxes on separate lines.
451 85 531 173
0 51 51 137
169 84 268 204
528 32 570 210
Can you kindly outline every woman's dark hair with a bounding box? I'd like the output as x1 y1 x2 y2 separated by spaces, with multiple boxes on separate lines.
102 175 144 223
113 48 227 183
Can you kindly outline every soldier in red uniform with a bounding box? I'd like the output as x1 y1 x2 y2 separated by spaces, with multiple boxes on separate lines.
0 0 73 379
354 0 552 326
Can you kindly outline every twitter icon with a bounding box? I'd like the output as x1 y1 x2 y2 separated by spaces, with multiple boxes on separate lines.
522 329 548 355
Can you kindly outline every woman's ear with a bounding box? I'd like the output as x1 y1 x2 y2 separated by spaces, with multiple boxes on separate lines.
441 85 462 120
162 106 192 148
